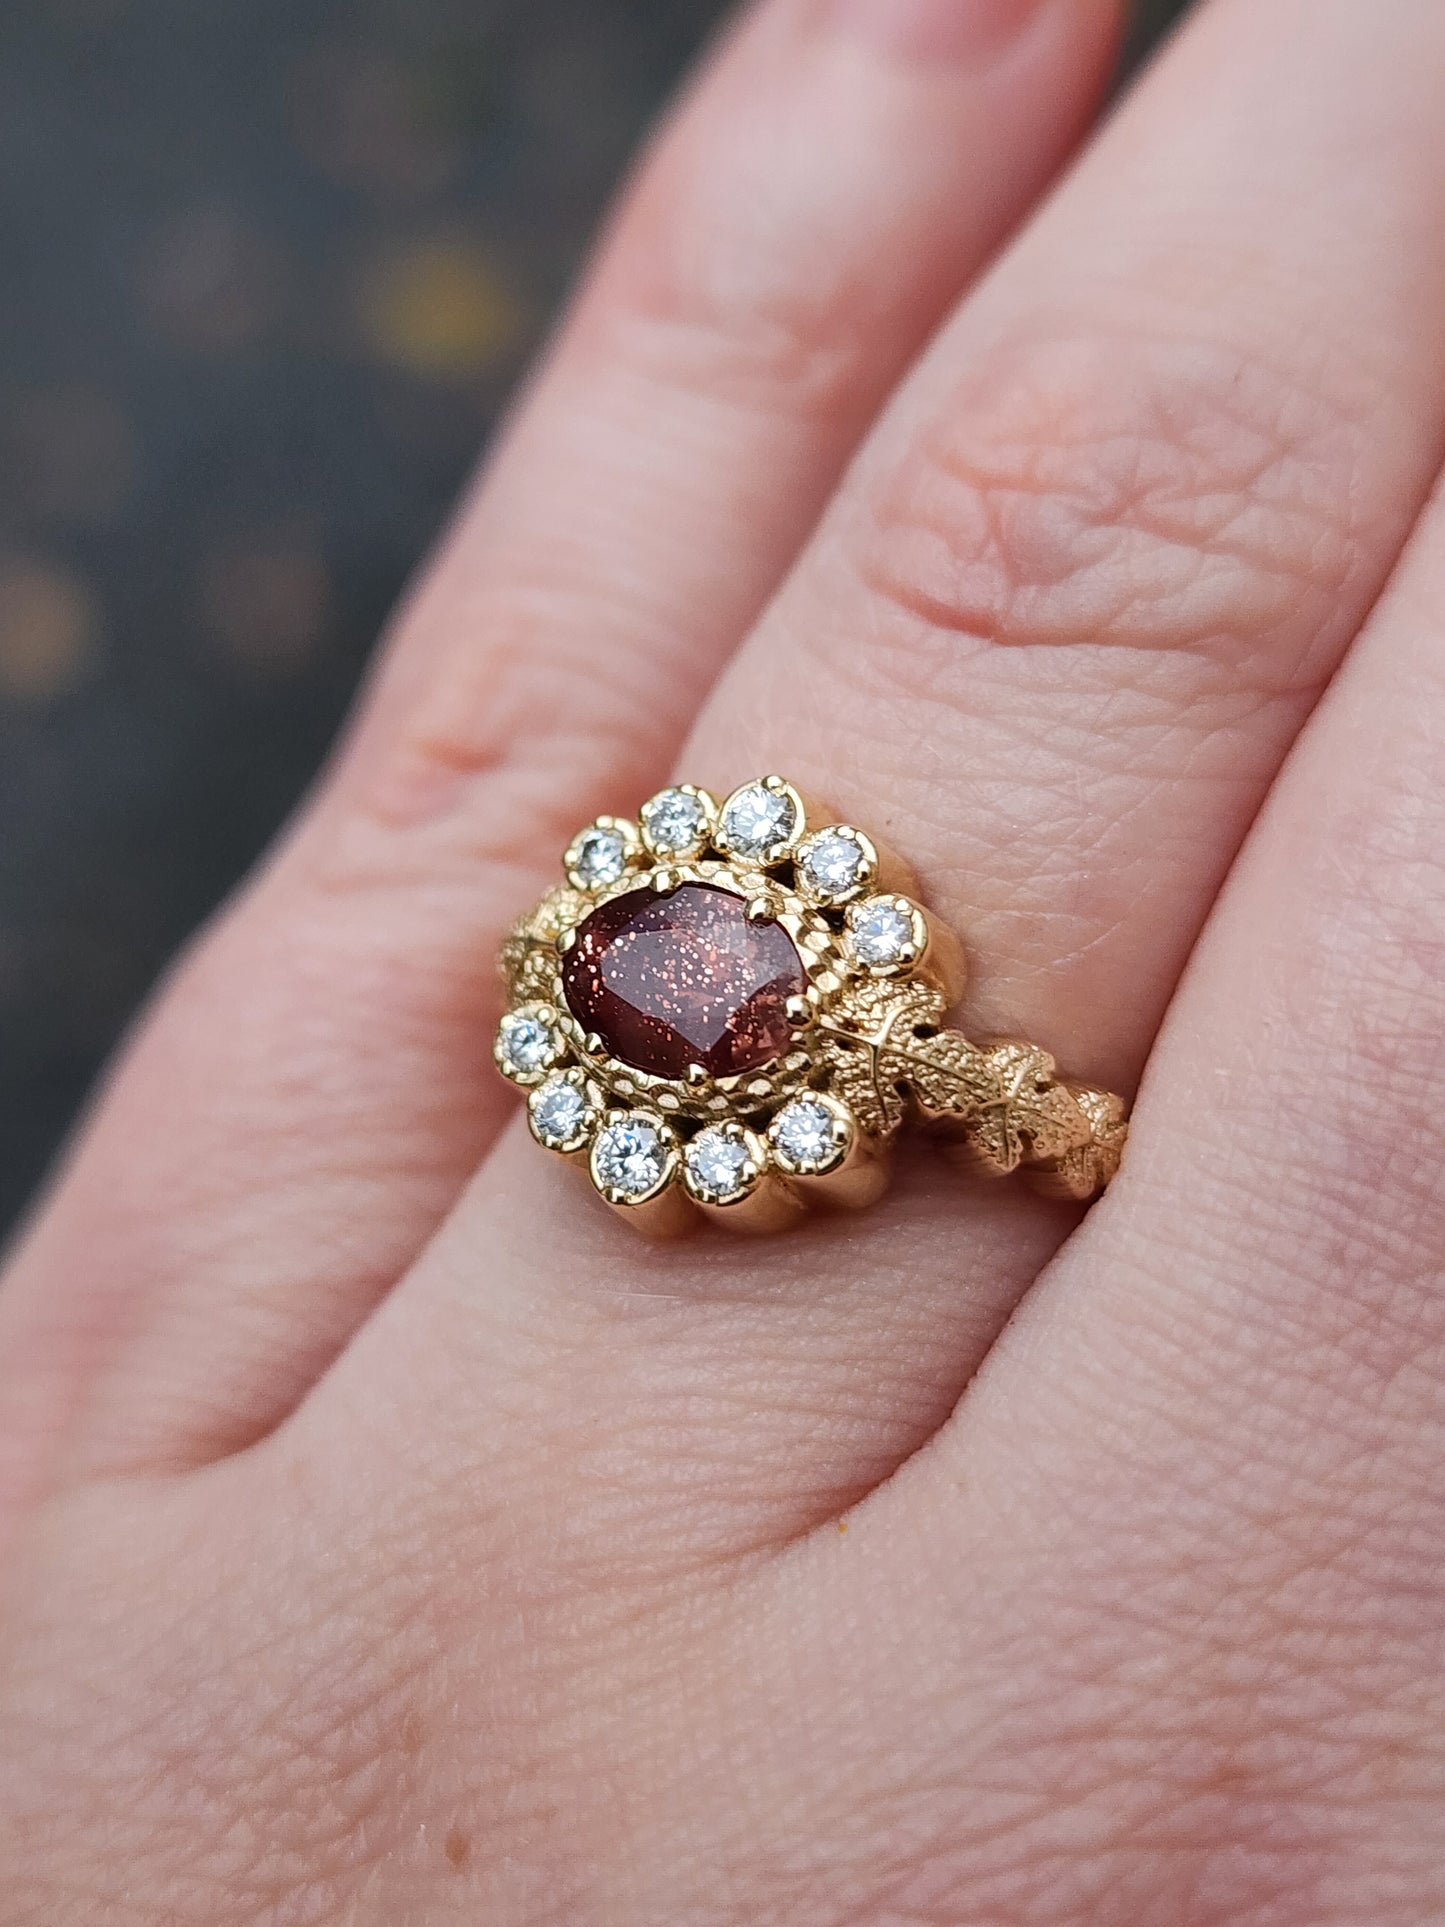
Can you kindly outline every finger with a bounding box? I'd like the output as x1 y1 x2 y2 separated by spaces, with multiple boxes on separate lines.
349 0 1445 1561
0 0 1121 1487
828 432 1445 1923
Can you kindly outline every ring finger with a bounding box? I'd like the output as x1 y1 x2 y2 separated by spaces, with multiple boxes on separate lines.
357 0 1445 1557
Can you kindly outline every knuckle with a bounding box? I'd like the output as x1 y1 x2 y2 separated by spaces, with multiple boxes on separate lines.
605 125 896 428
604 243 871 427
845 322 1371 703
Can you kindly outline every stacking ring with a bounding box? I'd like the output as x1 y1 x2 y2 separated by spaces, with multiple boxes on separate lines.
495 778 1127 1235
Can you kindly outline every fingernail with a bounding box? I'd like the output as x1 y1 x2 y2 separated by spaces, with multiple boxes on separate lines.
816 0 1052 61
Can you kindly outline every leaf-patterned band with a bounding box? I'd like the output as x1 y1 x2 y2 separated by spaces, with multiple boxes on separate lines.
821 978 1126 1202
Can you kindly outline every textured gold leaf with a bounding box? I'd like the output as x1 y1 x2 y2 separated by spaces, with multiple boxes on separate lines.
1030 1086 1128 1200
499 930 531 994
507 944 558 1004
879 1025 994 1119
830 976 946 1040
501 885 590 997
965 1041 1094 1175
821 1029 903 1137
523 885 591 945
820 978 956 1138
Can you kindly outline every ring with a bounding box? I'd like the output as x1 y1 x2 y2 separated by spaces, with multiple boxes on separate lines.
495 778 1127 1235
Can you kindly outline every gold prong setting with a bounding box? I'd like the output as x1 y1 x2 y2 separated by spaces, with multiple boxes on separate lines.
494 1003 568 1087
796 825 877 907
528 1068 605 1154
843 893 927 975
769 1093 852 1178
565 816 643 893
682 1122 766 1207
590 1110 679 1207
715 776 805 866
640 784 717 860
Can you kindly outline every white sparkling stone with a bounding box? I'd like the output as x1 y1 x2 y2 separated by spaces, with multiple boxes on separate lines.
642 788 708 854
772 1097 847 1172
498 1011 560 1076
573 825 629 887
848 900 916 967
800 831 867 898
593 1117 671 1198
530 1075 592 1148
721 783 796 857
685 1126 755 1200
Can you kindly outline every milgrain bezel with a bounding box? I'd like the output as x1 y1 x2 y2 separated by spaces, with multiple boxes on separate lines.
549 857 845 1120
713 774 808 866
794 823 880 908
638 783 719 861
563 814 645 893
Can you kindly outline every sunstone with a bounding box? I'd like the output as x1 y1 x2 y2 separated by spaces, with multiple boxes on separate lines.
562 881 805 1080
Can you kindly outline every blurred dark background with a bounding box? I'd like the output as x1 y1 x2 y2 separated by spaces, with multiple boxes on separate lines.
0 0 1188 1233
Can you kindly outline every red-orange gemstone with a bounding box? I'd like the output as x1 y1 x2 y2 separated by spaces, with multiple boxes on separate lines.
562 883 804 1080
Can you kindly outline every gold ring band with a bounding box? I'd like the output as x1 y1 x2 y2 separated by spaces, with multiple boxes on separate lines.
495 777 1127 1236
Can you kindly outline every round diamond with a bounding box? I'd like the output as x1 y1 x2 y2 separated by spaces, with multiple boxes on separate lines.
641 787 710 857
684 1124 758 1203
529 1073 597 1152
770 1096 850 1175
846 899 918 969
719 781 799 861
496 1007 563 1083
571 824 630 889
798 828 870 903
591 1114 673 1201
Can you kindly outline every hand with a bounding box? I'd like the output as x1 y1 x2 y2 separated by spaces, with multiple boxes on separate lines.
6 0 1445 1919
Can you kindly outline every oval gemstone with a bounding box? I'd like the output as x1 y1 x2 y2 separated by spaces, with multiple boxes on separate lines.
562 882 805 1080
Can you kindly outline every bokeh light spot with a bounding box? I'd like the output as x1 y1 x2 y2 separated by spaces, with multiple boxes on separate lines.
288 43 464 201
140 206 287 354
0 554 103 703
359 237 526 380
200 535 333 676
8 385 136 526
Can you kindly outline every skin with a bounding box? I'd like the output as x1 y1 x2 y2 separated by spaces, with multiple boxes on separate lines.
2 0 1445 1918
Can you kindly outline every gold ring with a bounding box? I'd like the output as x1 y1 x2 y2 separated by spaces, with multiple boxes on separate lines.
495 778 1127 1236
